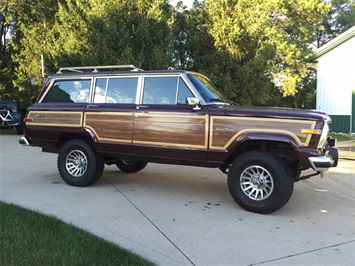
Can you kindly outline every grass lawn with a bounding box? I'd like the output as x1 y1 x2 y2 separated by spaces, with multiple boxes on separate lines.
330 133 355 142
0 201 154 265
0 128 17 135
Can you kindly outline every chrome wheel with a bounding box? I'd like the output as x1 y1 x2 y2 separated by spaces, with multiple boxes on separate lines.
240 165 274 201
58 140 104 187
65 150 88 177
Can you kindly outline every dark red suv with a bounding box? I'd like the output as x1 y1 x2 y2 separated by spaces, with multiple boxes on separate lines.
19 65 338 213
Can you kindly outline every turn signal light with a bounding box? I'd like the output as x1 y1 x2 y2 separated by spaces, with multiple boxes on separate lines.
300 129 321 134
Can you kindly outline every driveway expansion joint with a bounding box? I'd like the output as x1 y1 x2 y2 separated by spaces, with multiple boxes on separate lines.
105 178 196 266
249 240 355 265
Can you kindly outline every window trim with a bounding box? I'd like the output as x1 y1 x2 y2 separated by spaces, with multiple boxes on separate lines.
39 73 201 106
93 75 141 104
139 74 197 106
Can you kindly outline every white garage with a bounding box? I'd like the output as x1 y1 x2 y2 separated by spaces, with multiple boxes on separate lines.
313 25 355 133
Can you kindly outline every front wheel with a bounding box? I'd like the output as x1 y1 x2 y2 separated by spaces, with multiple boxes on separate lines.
228 151 294 214
58 139 104 187
116 160 147 173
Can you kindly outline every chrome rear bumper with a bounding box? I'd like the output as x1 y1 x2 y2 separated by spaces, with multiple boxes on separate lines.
19 136 30 146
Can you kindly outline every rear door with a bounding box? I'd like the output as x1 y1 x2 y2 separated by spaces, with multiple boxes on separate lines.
83 75 140 154
132 75 209 163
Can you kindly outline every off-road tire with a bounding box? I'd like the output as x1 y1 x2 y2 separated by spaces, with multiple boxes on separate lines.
58 139 104 187
228 151 294 214
116 160 147 173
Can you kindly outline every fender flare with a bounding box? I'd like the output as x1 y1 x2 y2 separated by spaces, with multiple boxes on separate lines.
213 129 307 153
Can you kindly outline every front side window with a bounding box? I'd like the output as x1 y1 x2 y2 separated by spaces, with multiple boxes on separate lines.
143 77 177 105
42 80 91 103
94 77 138 104
142 77 193 105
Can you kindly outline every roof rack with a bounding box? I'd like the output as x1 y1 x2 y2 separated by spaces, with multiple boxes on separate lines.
57 65 143 74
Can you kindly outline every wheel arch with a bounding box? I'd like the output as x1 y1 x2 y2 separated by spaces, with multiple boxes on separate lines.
56 129 100 152
221 132 301 173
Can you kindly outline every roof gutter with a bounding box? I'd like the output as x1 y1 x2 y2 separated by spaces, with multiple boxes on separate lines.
309 25 355 62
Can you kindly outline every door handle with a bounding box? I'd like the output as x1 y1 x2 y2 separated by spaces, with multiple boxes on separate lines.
87 104 99 108
136 105 150 110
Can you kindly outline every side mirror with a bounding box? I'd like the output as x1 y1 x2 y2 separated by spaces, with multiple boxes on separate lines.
187 97 201 111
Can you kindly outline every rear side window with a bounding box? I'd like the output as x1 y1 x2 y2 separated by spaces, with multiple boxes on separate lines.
42 80 91 103
94 77 138 104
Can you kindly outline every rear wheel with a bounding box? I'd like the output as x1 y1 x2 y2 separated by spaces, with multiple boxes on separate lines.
227 151 294 214
116 160 147 173
58 139 104 187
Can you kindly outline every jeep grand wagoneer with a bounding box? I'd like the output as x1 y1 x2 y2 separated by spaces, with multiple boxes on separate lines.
20 65 338 213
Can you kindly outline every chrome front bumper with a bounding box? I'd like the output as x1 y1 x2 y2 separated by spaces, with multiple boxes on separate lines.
308 147 338 172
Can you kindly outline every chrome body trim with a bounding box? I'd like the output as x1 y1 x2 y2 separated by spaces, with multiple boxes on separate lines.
84 128 97 142
308 155 334 172
318 118 330 148
19 136 30 146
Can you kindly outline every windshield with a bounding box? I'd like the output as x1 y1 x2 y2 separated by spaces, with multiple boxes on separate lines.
188 74 228 104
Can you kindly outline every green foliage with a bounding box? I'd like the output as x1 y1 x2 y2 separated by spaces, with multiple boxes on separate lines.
316 0 355 48
171 1 273 105
1 0 173 108
1 0 354 108
0 201 154 265
47 0 173 69
0 0 16 102
204 0 329 101
0 0 60 107
171 1 215 70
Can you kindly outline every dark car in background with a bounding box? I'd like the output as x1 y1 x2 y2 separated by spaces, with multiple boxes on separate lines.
0 100 23 134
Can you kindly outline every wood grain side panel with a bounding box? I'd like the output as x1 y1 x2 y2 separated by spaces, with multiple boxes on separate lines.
84 112 133 143
133 114 208 148
210 117 316 150
27 111 82 127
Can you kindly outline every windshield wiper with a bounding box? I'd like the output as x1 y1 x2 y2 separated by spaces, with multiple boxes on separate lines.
207 98 223 102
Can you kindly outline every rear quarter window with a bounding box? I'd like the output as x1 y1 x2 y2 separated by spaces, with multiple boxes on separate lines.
42 80 91 103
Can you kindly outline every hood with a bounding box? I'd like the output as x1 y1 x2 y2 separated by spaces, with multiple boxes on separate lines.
220 105 329 122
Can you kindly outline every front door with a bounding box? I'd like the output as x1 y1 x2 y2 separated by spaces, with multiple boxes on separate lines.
133 76 209 163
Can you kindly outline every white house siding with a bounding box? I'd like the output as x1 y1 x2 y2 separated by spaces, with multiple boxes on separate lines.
316 32 355 133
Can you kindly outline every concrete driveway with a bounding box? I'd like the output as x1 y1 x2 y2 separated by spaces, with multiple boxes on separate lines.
1 134 354 265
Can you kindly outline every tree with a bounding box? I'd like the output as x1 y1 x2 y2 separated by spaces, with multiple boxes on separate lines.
0 0 17 102
1 0 353 109
47 0 173 70
316 0 355 48
171 0 215 70
203 0 329 105
1 0 60 107
1 0 174 107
